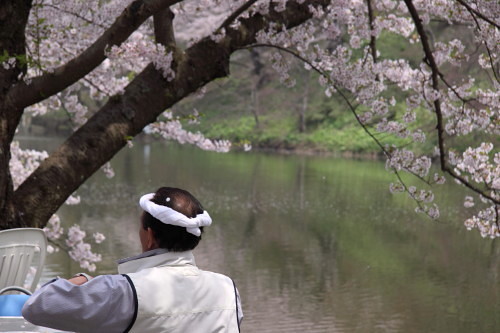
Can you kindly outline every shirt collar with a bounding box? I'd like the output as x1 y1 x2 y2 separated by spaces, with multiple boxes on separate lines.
116 248 169 265
117 249 196 274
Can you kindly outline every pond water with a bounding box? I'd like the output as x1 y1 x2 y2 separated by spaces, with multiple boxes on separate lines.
20 137 499 332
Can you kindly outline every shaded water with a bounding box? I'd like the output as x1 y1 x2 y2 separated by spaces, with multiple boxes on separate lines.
20 137 500 332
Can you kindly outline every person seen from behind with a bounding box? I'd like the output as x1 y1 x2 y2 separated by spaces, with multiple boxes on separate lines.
22 187 243 333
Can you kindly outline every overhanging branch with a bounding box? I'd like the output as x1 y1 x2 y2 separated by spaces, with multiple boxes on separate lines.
404 0 499 205
10 0 331 228
454 0 500 30
217 0 259 31
454 0 500 84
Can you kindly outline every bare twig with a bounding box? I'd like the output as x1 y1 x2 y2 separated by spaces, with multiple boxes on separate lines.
484 43 500 84
438 72 476 103
82 77 110 96
218 0 259 31
454 0 500 30
404 0 499 205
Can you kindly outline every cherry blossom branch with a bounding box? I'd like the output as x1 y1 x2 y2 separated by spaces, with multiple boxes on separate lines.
437 72 475 103
446 171 499 205
484 43 500 84
7 0 182 110
82 77 110 96
58 97 79 128
454 0 500 30
217 0 259 31
47 237 70 253
392 169 430 214
403 1 444 158
244 43 437 216
454 0 500 83
404 0 499 205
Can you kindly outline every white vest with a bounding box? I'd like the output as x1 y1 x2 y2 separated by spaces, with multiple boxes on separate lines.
118 251 240 333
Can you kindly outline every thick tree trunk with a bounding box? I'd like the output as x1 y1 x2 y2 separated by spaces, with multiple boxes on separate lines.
0 108 14 227
0 106 27 229
0 0 32 229
0 0 31 91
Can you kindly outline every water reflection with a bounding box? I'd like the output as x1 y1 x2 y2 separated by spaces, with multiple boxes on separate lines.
17 137 499 332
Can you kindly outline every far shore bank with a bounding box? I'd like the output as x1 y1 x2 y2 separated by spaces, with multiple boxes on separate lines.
15 129 385 161
252 146 383 160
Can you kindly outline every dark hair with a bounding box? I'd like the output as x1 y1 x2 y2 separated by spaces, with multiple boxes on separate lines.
142 187 205 251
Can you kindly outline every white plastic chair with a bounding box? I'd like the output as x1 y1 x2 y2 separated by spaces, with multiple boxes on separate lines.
0 228 47 293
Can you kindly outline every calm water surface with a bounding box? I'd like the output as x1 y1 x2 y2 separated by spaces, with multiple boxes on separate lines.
20 137 500 332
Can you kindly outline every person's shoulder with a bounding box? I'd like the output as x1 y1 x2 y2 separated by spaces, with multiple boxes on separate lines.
200 270 234 282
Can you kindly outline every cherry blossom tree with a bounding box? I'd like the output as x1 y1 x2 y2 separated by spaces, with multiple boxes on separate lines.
0 0 498 270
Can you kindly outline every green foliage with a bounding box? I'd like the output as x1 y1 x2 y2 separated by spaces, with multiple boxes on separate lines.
307 124 380 152
0 50 34 68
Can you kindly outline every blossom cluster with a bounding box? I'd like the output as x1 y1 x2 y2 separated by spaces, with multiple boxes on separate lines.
66 225 103 272
9 141 49 189
105 33 175 81
147 112 232 153
464 206 500 239
452 143 499 189
385 148 432 179
43 215 105 271
448 143 499 237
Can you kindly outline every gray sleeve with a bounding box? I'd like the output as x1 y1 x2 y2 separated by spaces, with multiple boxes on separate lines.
22 275 135 333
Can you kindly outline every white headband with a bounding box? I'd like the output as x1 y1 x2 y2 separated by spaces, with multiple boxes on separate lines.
139 193 211 236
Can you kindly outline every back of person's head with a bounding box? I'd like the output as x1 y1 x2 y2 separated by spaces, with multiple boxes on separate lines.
142 187 204 251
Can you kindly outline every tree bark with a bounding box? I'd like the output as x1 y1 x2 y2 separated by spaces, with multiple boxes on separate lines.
0 0 32 228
